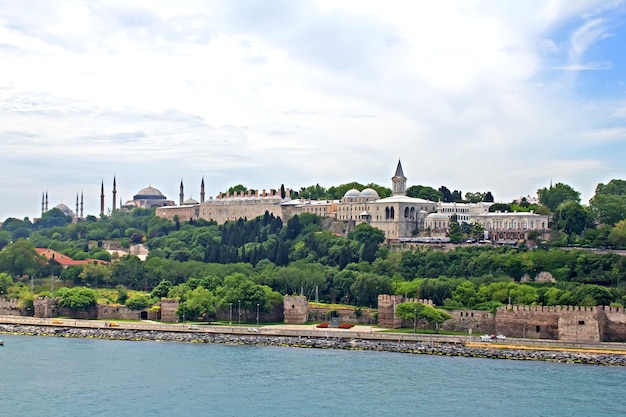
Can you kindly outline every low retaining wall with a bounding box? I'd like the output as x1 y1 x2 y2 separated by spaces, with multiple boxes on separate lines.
1 324 625 366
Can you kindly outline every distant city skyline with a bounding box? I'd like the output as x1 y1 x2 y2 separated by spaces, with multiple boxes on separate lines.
1 1 626 221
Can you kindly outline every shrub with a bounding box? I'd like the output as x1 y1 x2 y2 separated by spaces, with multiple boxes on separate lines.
338 323 354 329
317 322 329 328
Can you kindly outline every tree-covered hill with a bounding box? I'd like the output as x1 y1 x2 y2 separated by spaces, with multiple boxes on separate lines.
1 204 626 318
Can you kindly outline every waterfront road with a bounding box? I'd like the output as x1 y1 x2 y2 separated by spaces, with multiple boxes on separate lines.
2 315 626 354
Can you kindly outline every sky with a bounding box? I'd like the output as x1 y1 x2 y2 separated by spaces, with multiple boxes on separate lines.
1 0 626 221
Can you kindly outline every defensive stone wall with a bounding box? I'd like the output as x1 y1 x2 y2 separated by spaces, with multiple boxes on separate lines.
160 298 179 322
444 305 626 342
283 295 308 324
444 310 495 335
308 306 377 325
59 305 98 320
603 305 626 342
33 297 144 321
556 306 602 343
33 297 60 318
377 295 433 328
495 305 560 340
1 298 26 316
97 304 142 321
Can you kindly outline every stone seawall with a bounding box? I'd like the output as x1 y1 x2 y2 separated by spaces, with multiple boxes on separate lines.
2 324 625 367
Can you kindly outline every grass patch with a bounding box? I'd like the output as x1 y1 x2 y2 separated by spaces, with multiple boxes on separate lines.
380 328 468 336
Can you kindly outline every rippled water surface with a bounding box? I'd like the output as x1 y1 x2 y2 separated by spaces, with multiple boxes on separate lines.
1 334 625 417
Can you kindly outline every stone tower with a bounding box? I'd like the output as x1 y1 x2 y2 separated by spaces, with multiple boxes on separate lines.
283 295 308 324
392 159 407 196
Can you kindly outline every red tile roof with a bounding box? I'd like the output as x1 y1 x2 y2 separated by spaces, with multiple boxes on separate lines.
35 248 110 267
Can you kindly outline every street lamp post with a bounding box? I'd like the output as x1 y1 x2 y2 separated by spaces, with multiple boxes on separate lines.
238 300 241 327
256 303 260 326
229 303 233 325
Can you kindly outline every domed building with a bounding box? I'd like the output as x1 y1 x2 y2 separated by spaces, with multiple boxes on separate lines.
54 203 75 218
360 188 380 200
123 186 175 209
335 160 438 239
40 191 84 222
182 197 199 205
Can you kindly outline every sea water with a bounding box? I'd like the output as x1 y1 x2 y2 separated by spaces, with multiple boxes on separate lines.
0 334 625 417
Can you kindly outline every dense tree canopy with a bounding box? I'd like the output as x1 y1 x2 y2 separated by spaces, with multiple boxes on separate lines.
590 179 626 226
537 183 581 212
406 185 443 201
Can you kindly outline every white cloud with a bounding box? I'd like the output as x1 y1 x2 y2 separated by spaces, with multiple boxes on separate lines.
0 0 625 219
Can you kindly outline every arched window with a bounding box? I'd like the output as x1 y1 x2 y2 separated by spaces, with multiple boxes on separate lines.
410 207 415 219
390 207 395 219
404 207 409 218
385 207 390 219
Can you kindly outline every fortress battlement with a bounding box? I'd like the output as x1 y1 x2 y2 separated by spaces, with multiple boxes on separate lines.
497 304 607 314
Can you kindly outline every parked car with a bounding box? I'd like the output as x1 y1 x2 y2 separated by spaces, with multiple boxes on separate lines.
495 334 506 340
480 334 493 342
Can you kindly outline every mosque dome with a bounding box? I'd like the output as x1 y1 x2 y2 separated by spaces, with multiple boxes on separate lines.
360 188 380 199
426 212 449 219
55 203 74 217
343 188 361 198
183 198 199 205
134 186 166 200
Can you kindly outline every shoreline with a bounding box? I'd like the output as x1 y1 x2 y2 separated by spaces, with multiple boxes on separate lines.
2 323 626 366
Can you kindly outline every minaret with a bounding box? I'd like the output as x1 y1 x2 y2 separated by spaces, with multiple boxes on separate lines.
179 179 184 205
112 176 117 211
41 192 45 215
80 192 84 218
392 159 407 196
200 177 205 203
100 180 105 216
45 191 49 212
76 193 79 219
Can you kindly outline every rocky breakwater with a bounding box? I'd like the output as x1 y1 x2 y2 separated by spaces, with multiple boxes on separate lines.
2 324 625 366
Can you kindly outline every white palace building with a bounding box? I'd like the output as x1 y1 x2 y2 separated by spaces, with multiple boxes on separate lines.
150 160 550 243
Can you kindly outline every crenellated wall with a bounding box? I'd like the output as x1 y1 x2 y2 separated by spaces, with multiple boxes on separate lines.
377 295 434 328
376 294 626 343
495 305 561 340
603 305 626 341
34 297 143 321
1 298 27 316
445 305 625 343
